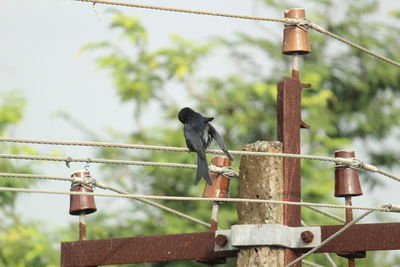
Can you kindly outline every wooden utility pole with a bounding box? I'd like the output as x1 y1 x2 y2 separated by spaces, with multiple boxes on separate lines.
236 141 284 266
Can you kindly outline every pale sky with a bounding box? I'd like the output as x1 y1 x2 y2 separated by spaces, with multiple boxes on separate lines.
1 0 400 230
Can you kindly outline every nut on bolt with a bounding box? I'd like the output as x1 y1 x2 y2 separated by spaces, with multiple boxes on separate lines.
215 234 228 247
300 231 314 243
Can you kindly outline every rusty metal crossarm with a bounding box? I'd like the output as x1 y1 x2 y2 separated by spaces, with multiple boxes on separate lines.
60 232 236 267
60 223 400 266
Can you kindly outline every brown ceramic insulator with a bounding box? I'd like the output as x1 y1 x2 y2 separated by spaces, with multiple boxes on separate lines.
282 8 311 55
202 156 232 198
69 170 97 215
334 151 363 197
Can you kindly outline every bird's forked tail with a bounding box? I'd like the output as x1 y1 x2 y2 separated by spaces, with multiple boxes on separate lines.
194 156 212 185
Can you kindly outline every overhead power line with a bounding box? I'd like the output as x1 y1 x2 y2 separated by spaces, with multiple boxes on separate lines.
0 153 238 178
0 153 196 167
1 137 399 182
74 0 400 68
78 0 292 23
0 172 80 183
305 204 345 223
0 138 374 167
0 186 399 212
0 137 371 164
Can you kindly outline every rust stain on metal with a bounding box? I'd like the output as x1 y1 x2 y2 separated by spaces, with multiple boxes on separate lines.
310 223 400 253
60 223 400 266
202 156 232 199
79 221 86 241
61 232 237 266
215 234 228 247
277 75 307 266
210 219 218 232
344 197 354 222
277 53 313 266
277 76 303 226
300 231 314 243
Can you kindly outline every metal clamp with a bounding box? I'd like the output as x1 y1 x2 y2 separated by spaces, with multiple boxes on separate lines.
215 224 321 252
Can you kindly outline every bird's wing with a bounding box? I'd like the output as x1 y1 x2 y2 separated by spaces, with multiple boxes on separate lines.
184 126 206 159
208 124 233 161
203 116 214 123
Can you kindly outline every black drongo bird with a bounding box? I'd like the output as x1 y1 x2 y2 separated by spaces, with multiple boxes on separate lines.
178 107 233 185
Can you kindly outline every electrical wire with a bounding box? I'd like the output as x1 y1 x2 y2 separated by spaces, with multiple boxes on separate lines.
76 0 292 23
308 23 400 68
0 153 238 178
74 0 400 69
0 186 398 212
1 136 399 182
0 172 80 183
0 137 375 167
0 138 379 165
0 153 197 168
304 204 345 223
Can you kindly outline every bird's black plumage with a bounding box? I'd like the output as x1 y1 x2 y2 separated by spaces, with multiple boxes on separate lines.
178 107 233 185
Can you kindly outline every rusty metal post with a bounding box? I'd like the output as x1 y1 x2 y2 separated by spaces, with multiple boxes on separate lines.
345 196 356 267
210 202 219 231
278 8 311 266
198 156 232 265
79 214 87 241
277 66 306 267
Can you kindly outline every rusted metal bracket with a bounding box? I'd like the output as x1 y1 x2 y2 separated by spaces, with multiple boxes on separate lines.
214 224 321 252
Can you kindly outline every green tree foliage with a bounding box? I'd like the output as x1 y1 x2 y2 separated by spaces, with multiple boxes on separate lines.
0 89 33 211
0 89 59 267
80 0 400 266
0 223 58 267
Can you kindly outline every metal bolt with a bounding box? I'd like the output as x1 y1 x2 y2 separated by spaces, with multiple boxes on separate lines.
300 231 314 243
215 234 228 247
